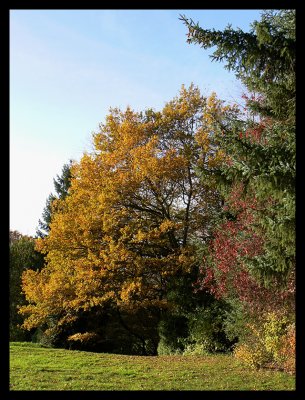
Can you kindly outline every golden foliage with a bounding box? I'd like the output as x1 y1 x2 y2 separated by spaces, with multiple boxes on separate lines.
20 84 234 331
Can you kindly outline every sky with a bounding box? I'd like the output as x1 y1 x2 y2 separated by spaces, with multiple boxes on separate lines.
10 9 263 237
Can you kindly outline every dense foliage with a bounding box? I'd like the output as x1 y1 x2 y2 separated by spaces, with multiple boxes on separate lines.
181 9 295 281
181 9 295 371
19 85 237 354
9 232 44 341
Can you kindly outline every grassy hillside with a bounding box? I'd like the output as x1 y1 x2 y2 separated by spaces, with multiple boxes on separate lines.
9 342 295 391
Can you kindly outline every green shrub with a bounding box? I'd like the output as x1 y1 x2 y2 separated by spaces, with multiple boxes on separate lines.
157 314 188 355
157 302 234 356
276 323 295 373
233 312 295 372
222 298 249 343
262 312 289 358
157 339 183 355
234 343 271 369
183 305 234 354
182 343 209 356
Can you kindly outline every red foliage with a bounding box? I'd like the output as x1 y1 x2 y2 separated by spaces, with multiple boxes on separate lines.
238 122 266 144
241 92 264 103
195 183 295 314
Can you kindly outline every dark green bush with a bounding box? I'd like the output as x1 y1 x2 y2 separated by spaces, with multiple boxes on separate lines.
182 304 235 355
157 314 188 355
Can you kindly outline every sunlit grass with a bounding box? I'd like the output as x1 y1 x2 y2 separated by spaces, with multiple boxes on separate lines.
10 342 295 391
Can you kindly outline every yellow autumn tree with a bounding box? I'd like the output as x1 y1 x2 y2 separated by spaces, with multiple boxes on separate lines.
19 84 237 342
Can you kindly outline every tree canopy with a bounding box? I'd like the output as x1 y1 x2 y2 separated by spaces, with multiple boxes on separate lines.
20 85 236 335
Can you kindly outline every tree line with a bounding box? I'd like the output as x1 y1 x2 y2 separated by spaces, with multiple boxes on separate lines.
10 10 295 372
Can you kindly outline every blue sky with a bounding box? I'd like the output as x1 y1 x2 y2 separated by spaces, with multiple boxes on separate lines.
10 9 263 236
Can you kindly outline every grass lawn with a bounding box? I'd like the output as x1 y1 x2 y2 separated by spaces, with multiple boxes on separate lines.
9 342 295 391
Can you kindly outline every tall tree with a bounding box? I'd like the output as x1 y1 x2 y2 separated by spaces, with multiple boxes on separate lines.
181 9 295 285
36 161 72 238
19 85 236 349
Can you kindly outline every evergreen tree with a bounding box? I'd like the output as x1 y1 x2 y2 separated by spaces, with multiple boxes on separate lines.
181 9 295 283
36 161 72 238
